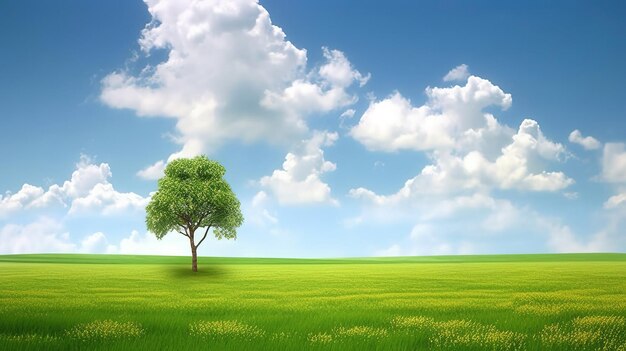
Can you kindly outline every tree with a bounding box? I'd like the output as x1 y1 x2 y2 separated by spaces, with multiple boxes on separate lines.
146 156 243 272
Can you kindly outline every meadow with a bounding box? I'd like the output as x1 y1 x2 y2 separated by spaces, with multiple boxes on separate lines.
0 253 625 350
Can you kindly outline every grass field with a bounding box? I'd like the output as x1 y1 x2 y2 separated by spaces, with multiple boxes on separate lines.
0 253 625 350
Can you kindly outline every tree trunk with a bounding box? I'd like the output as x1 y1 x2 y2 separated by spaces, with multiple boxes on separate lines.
189 228 198 272
191 245 198 272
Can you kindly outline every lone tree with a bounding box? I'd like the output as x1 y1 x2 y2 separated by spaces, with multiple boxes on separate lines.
146 156 243 272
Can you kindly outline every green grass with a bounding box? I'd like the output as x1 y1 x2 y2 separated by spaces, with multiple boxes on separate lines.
0 253 625 350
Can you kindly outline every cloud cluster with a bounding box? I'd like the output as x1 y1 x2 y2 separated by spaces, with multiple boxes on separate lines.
0 156 152 254
9 0 620 257
101 0 367 178
259 131 339 205
0 156 148 218
351 76 512 153
0 219 186 255
0 218 75 254
372 196 614 257
350 74 572 203
345 68 615 255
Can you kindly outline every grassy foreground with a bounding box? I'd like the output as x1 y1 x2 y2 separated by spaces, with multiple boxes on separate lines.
0 253 625 350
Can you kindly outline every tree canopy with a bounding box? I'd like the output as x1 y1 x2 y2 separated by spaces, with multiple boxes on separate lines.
146 156 243 271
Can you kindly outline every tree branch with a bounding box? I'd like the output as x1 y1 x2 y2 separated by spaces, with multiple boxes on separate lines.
177 229 189 238
196 225 212 248
193 208 215 229
194 214 206 232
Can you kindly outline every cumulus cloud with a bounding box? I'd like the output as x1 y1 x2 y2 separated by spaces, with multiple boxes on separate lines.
349 74 572 201
347 70 588 254
443 64 470 82
69 183 149 215
350 120 571 205
601 143 626 183
262 48 368 114
137 160 166 180
569 129 601 150
55 156 112 199
0 218 75 254
259 131 339 205
350 76 512 152
0 154 115 217
101 0 367 174
0 184 50 218
0 155 148 219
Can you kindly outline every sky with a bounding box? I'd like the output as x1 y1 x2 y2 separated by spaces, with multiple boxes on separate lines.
1 0 625 257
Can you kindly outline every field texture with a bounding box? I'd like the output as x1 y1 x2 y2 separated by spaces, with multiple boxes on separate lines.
0 253 625 350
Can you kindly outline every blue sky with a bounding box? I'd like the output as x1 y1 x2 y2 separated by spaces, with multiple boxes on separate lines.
1 0 625 257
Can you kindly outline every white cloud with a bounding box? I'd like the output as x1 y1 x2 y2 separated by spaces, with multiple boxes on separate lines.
137 160 166 180
350 123 572 204
110 229 240 256
55 155 112 199
604 192 626 209
350 75 512 152
375 223 474 257
347 70 583 255
0 184 48 218
101 0 367 172
410 223 475 256
419 193 502 221
69 183 150 215
349 74 572 201
115 230 189 256
350 92 454 152
443 64 470 82
481 200 520 232
599 143 626 221
493 119 571 191
252 191 268 207
319 48 370 88
339 108 356 128
0 154 113 217
340 109 355 119
0 218 75 254
80 232 117 254
568 129 601 150
262 48 368 114
248 191 279 226
259 131 339 205
0 155 152 255
601 143 626 183
1 156 148 219
0 221 193 255
372 201 620 257
541 220 613 253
